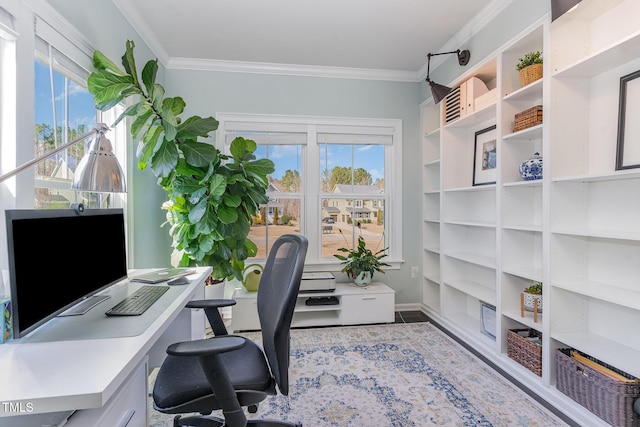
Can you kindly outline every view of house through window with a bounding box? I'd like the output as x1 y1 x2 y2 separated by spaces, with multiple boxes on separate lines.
246 141 304 257
221 116 398 264
320 144 385 258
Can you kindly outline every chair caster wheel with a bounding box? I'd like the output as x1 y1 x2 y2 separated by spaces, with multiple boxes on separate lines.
248 404 258 413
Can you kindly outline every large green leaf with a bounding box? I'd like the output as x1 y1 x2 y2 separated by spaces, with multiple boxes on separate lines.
176 116 219 139
141 59 158 96
208 174 227 198
181 141 218 167
216 205 239 224
131 109 153 139
93 51 126 75
223 194 241 208
122 40 139 86
88 71 135 104
163 97 186 118
188 197 208 224
150 139 179 177
245 158 276 178
229 137 256 160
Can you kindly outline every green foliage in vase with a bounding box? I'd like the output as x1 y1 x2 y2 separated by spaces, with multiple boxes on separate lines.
524 282 543 295
87 41 274 281
516 51 543 71
334 235 390 280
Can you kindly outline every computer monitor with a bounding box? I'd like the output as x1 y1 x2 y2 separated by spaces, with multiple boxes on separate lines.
5 207 127 338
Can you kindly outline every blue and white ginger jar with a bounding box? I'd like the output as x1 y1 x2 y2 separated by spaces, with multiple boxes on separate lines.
519 152 542 181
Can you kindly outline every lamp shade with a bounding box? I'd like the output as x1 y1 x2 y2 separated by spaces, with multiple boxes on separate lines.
428 80 453 104
72 133 126 193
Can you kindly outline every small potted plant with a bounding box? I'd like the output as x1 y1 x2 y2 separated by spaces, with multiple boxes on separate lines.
334 234 390 286
516 50 543 87
523 282 542 313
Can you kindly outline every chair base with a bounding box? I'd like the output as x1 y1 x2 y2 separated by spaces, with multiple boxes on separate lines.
173 414 302 427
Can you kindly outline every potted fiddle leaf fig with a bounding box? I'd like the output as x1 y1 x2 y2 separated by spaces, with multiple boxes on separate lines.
87 41 274 282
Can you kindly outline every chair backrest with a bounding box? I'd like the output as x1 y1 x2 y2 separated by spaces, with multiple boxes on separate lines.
256 234 308 396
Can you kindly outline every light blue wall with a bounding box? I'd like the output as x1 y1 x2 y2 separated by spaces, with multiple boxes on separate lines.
164 70 422 303
49 0 550 304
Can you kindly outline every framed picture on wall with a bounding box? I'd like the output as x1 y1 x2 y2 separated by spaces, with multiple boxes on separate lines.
473 125 497 185
616 69 640 170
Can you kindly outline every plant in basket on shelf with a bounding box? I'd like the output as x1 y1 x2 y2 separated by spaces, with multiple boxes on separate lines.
516 51 543 86
334 227 389 287
523 282 542 313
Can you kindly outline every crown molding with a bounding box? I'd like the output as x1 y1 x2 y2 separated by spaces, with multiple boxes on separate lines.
167 57 420 82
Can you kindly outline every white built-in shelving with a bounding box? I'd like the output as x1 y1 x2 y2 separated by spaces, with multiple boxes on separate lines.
420 1 640 425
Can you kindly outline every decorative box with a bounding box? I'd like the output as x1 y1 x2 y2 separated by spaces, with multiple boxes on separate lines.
556 348 640 426
1 297 12 343
507 329 542 376
513 105 543 132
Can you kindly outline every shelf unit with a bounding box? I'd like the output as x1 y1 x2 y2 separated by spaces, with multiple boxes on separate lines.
420 2 640 425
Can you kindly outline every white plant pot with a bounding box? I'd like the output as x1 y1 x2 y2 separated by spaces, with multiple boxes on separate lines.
205 281 225 300
523 292 542 313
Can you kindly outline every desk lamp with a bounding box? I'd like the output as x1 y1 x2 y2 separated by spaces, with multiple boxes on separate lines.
0 123 126 297
425 49 471 104
0 123 126 192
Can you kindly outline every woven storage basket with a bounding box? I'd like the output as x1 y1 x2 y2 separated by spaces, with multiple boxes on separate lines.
519 63 543 87
507 329 542 376
514 105 543 132
556 348 640 427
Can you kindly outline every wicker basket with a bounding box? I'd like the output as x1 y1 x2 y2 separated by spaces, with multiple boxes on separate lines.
514 105 543 132
519 63 543 87
556 348 640 427
507 329 542 376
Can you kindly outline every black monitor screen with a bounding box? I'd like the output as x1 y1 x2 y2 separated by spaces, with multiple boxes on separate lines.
5 208 127 338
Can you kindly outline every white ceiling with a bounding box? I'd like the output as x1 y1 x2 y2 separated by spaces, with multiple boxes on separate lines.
112 0 507 81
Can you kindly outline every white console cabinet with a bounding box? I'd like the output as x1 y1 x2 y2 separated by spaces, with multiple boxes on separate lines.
231 282 395 331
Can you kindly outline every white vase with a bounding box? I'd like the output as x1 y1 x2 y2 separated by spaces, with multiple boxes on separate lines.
353 271 372 286
204 281 225 299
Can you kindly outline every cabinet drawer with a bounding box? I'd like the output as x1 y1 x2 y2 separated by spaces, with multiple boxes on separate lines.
340 293 394 325
66 357 148 427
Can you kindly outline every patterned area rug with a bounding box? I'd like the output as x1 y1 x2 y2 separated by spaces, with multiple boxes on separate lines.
148 322 567 426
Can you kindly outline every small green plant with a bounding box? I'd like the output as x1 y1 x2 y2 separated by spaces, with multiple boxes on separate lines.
334 235 390 280
524 282 542 295
516 51 543 71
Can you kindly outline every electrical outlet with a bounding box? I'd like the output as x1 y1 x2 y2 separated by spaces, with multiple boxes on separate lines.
411 266 419 278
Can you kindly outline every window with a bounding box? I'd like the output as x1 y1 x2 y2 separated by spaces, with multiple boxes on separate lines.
217 114 402 268
33 17 126 210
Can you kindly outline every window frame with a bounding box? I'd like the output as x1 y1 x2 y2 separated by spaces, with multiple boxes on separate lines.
216 113 403 271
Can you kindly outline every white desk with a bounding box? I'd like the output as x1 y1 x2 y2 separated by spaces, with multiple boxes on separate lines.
0 266 210 426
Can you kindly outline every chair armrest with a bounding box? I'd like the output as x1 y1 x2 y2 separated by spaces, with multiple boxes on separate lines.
186 299 237 309
167 336 246 357
187 299 236 336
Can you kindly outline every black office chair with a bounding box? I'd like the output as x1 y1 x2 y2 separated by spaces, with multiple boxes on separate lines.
152 234 308 427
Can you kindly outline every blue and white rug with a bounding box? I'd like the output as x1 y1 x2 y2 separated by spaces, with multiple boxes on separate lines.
149 322 568 426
